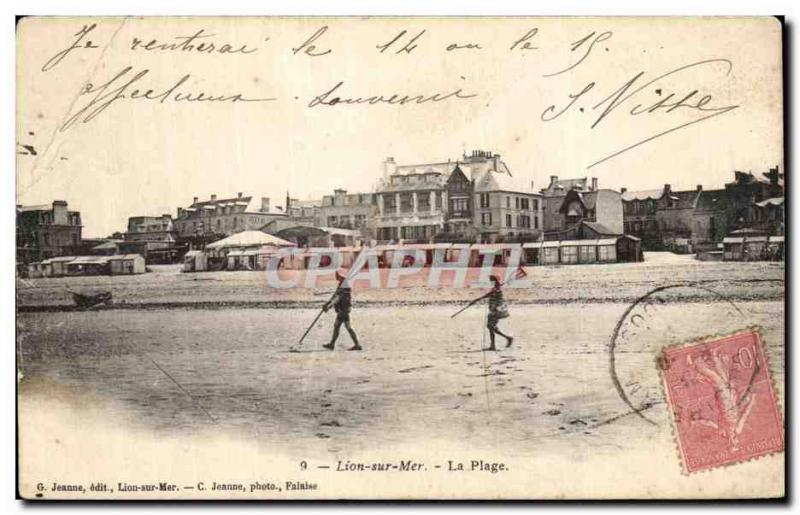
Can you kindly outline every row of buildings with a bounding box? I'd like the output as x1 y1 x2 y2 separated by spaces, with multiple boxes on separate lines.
16 149 784 266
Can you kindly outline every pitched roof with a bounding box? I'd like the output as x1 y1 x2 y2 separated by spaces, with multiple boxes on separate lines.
474 170 533 193
581 220 621 236
695 189 729 211
91 241 119 251
665 190 700 210
205 230 295 249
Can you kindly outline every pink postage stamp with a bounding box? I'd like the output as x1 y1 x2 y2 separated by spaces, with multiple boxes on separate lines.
660 328 784 474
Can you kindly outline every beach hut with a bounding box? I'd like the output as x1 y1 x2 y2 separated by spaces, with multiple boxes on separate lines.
65 256 110 276
108 254 146 275
575 240 597 263
521 242 542 266
722 236 744 261
372 244 401 268
467 243 520 267
39 256 76 277
444 244 471 266
559 240 579 264
616 235 641 262
540 241 560 265
336 246 363 268
743 236 768 261
766 235 785 261
26 262 44 278
183 250 207 272
395 243 452 267
597 238 619 263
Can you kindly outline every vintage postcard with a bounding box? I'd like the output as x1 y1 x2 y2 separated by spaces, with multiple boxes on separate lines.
15 16 785 500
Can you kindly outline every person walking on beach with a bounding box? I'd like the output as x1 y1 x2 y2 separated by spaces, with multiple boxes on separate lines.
485 275 513 351
322 271 362 351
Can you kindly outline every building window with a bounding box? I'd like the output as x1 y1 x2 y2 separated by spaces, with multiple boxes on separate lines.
506 214 512 227
521 198 530 210
515 197 520 209
506 196 511 208
532 199 539 210
520 215 530 228
534 216 539 229
481 212 492 226
479 193 490 208
418 194 431 211
452 198 468 213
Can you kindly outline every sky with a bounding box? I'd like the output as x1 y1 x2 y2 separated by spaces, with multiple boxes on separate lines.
16 17 783 237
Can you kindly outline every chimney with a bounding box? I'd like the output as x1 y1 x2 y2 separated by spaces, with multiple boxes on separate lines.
530 180 535 191
664 184 671 194
696 185 703 192
620 187 627 194
193 196 198 204
52 200 68 225
210 194 217 202
261 197 271 213
769 166 780 185
383 157 396 181
591 177 598 191
237 192 243 198
550 175 558 187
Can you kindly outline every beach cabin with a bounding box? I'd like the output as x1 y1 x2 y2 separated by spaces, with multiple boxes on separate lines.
540 241 560 265
467 243 520 267
616 235 642 263
443 244 470 266
372 244 401 268
65 256 110 276
337 246 363 268
577 240 598 264
108 254 146 275
183 250 207 272
392 243 452 267
722 236 744 261
597 238 619 263
26 262 45 278
559 241 579 264
39 256 76 277
723 235 781 261
766 235 785 261
522 242 542 266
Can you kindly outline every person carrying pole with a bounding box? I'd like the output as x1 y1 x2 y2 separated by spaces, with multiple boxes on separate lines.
451 267 526 350
485 274 513 351
322 271 362 351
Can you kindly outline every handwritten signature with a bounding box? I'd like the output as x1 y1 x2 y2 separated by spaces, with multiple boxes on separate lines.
541 58 740 168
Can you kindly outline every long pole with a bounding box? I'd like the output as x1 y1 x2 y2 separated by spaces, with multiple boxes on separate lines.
298 307 327 344
297 276 345 345
450 267 527 319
